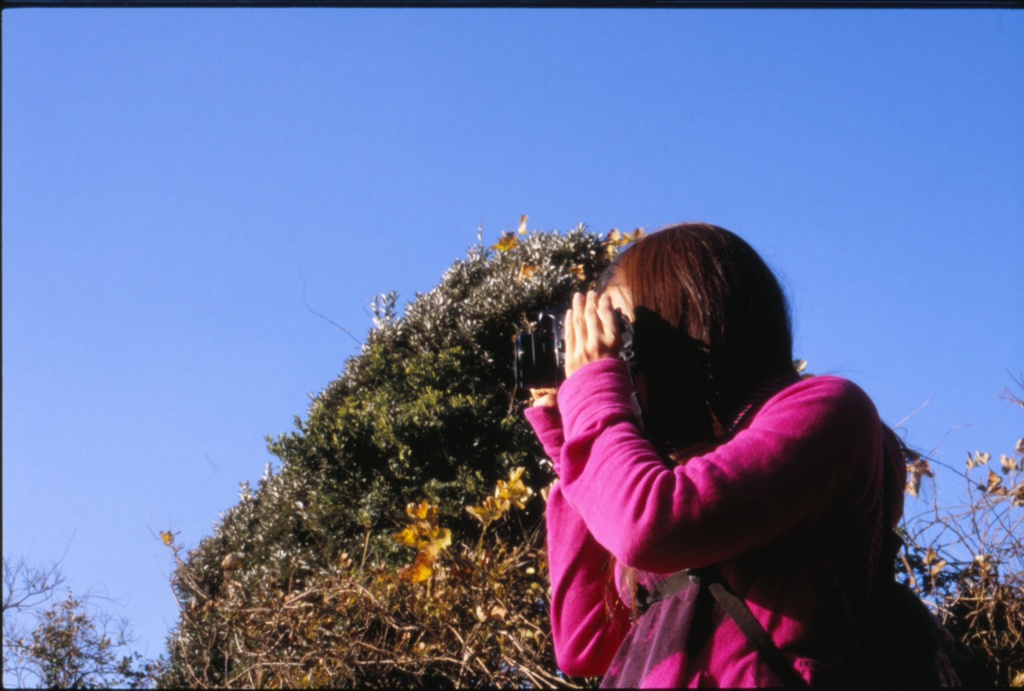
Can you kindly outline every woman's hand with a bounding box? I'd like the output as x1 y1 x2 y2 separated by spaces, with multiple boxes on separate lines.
565 291 623 379
530 388 558 408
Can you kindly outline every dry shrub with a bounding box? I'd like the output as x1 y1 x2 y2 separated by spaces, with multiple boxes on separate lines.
899 387 1024 687
163 469 592 688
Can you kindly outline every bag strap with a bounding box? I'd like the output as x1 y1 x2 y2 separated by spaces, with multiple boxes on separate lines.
692 567 811 688
634 570 696 613
698 429 905 687
634 566 809 687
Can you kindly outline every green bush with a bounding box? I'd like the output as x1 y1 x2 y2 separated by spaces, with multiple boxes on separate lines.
162 224 617 687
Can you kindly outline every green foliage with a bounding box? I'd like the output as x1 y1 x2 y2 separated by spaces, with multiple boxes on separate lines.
164 225 613 686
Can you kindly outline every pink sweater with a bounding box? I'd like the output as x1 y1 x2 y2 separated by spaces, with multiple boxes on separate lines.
525 359 904 687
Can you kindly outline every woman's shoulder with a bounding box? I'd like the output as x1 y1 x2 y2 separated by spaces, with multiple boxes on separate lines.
753 375 882 440
769 374 876 411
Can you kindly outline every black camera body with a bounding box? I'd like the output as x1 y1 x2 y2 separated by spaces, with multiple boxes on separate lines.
514 308 568 391
514 306 637 392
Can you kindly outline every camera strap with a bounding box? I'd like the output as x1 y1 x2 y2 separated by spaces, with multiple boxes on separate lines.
618 320 646 433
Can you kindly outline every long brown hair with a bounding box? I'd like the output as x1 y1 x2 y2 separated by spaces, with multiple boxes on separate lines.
599 222 794 457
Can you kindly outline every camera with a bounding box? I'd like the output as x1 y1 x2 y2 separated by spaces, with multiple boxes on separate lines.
514 306 636 392
514 307 568 391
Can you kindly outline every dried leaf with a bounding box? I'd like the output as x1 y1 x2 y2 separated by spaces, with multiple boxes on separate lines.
516 264 538 282
983 470 1005 494
221 553 244 571
540 481 555 504
905 459 933 497
517 214 528 235
1000 454 1019 473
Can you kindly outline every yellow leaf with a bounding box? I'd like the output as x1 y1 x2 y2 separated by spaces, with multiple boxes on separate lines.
160 531 174 546
406 501 439 527
400 557 433 583
466 497 503 526
604 227 644 248
623 227 645 243
568 264 586 282
432 527 452 551
502 467 533 509
930 560 947 578
491 232 518 252
393 527 420 548
517 215 528 235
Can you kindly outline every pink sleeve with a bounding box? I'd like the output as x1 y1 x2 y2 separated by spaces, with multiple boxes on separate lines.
525 402 631 675
556 359 883 573
544 482 631 675
524 405 565 473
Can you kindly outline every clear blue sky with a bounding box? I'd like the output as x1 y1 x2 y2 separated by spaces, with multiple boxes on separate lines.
3 7 1022 669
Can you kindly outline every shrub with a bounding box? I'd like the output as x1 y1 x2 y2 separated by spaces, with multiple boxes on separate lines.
898 386 1024 687
162 223 626 686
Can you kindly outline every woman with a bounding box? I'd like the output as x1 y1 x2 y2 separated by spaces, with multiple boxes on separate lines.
525 223 907 687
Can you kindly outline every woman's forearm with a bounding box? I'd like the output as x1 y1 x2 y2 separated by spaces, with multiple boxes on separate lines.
545 482 630 676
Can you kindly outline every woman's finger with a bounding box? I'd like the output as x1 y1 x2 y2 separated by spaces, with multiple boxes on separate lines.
582 297 599 358
565 294 587 378
597 293 622 349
